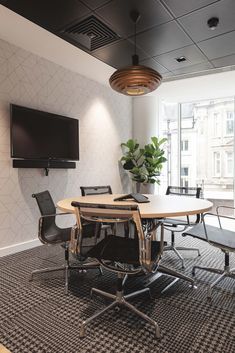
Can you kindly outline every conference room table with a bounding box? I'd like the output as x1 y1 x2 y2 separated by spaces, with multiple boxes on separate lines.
57 194 213 290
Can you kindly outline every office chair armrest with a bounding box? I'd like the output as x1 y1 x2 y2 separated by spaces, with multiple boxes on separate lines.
39 212 72 219
216 205 235 216
39 212 73 224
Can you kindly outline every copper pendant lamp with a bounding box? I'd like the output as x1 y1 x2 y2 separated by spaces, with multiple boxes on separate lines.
109 10 162 96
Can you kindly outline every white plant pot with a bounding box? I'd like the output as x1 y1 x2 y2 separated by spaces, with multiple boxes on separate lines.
136 182 155 194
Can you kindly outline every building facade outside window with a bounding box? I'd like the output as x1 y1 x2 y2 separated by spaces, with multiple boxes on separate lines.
225 151 234 177
159 97 235 211
213 112 220 137
181 167 189 176
213 152 221 177
226 111 234 135
181 140 189 151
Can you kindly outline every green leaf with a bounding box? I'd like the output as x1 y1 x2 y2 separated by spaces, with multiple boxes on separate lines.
151 136 158 147
123 160 135 170
158 137 167 146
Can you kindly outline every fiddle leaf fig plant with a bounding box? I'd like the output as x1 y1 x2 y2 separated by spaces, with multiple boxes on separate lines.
121 136 167 185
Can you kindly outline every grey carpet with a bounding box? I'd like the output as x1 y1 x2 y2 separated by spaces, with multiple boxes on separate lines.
0 233 234 353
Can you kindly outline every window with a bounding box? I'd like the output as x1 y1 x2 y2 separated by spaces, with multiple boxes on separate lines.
226 111 234 135
180 166 189 188
225 151 234 177
181 140 189 151
159 97 235 202
181 167 189 176
213 152 221 176
213 113 220 136
182 180 189 188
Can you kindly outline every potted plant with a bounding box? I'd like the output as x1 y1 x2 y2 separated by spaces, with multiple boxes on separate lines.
120 136 167 193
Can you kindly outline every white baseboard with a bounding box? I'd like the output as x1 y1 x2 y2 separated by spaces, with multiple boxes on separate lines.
0 238 42 257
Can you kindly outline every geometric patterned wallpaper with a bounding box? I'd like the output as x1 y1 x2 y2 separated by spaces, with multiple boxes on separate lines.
0 38 132 249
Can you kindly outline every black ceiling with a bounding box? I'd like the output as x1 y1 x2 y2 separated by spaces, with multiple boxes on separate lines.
2 0 235 80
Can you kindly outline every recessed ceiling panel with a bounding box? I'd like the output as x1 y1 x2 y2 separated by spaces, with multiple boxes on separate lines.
179 0 235 42
154 45 208 70
212 54 235 68
136 21 192 57
162 71 174 79
93 39 148 68
96 0 173 37
198 31 235 59
172 61 213 75
162 0 220 17
139 58 169 74
3 0 91 31
80 0 111 11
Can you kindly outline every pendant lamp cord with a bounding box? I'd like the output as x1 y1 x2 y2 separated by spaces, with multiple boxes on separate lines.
134 19 136 55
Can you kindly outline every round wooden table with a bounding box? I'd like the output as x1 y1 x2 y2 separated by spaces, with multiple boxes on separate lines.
57 194 212 219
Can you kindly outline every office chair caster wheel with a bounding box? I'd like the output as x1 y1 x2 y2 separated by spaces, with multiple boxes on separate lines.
98 267 103 276
79 269 87 274
79 325 86 339
192 269 195 276
114 305 121 312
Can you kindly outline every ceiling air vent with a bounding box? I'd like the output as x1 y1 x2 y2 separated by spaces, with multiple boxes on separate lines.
62 15 120 51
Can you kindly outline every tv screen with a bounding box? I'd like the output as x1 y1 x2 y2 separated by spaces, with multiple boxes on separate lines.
10 104 79 161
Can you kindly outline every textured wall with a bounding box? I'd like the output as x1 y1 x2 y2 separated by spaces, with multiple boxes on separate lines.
0 39 132 249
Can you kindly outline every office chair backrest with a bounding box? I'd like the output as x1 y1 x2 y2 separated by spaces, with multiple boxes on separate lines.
80 185 112 196
32 190 57 242
166 186 201 198
166 186 202 223
71 202 163 273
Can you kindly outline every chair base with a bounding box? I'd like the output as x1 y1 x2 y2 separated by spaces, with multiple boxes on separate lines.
80 273 161 339
164 232 201 269
30 261 102 295
143 264 196 291
192 265 235 299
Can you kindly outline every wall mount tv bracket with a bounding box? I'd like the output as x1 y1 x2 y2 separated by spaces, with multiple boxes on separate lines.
13 159 76 176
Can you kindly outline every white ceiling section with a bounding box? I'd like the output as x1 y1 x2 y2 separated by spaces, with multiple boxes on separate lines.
0 5 115 86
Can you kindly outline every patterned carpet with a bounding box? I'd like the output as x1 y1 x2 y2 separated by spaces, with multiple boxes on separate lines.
0 233 234 353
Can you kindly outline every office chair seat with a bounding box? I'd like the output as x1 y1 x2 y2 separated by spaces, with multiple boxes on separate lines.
88 235 161 266
44 225 71 243
164 218 189 226
183 223 235 252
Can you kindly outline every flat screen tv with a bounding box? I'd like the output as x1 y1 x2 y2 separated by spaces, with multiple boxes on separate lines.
10 104 79 161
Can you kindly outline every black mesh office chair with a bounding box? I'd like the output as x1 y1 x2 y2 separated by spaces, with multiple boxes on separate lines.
31 191 101 294
80 185 112 196
164 186 202 269
71 201 164 339
183 206 235 299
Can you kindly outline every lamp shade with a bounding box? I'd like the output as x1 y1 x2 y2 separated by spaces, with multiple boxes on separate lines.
109 64 162 96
